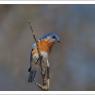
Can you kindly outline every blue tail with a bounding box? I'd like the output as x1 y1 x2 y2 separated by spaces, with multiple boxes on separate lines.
28 50 36 83
28 70 36 83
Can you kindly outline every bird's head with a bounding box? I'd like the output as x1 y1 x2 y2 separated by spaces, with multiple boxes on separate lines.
48 32 61 43
50 33 60 42
39 32 61 44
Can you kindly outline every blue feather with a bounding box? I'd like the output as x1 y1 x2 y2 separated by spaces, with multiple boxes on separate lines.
39 32 60 41
32 32 60 48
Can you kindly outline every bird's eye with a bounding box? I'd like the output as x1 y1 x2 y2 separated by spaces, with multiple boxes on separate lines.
52 36 56 39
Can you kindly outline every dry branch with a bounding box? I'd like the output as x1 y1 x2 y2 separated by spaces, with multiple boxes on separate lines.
28 22 50 91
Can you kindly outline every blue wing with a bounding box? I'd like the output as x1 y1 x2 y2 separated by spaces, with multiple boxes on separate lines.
39 32 56 40
28 49 37 83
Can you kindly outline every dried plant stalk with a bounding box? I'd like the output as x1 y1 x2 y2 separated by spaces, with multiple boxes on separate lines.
28 22 50 91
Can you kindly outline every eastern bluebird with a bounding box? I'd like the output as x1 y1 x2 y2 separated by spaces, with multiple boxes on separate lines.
28 32 61 83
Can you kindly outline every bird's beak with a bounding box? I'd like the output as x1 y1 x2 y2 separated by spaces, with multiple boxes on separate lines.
58 40 62 44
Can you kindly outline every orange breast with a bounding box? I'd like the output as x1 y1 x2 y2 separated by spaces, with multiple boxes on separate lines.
32 40 54 55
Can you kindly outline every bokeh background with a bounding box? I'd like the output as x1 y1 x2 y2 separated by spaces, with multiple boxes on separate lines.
0 5 95 91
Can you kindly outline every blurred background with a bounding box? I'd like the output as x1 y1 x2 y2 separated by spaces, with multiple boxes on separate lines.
0 5 95 91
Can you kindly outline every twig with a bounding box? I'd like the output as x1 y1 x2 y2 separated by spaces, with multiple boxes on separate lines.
28 22 41 58
28 22 48 90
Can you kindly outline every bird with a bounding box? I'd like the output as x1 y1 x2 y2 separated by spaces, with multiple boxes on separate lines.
28 32 61 83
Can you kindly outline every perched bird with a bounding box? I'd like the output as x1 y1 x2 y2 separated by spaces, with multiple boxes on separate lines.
28 32 61 83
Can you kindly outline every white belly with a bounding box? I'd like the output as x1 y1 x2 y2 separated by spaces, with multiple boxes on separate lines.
32 51 48 64
33 51 48 59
